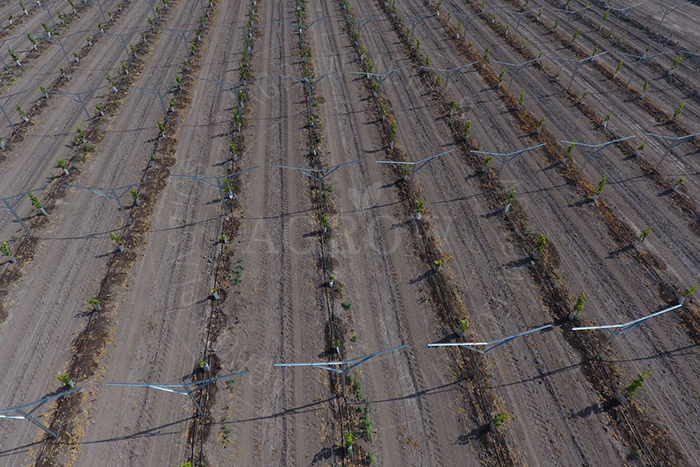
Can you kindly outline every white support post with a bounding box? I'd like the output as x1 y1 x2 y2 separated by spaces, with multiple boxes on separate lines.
572 304 683 358
428 324 552 377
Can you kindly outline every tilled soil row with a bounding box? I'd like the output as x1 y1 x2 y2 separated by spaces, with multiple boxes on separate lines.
0 0 137 158
0 0 176 326
578 0 700 55
182 2 261 466
288 0 357 463
22 0 214 464
342 1 520 465
536 0 700 110
439 0 700 349
489 0 700 164
0 0 106 93
0 2 47 39
383 2 688 464
461 0 700 234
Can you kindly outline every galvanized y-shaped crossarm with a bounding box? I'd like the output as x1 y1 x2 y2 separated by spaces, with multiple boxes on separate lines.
107 371 249 416
428 324 552 377
572 304 683 358
0 387 82 438
0 186 46 236
560 135 636 171
608 3 642 19
276 160 360 211
405 12 438 41
618 49 673 85
656 2 691 33
492 55 544 91
377 149 455 197
552 4 591 25
553 51 609 89
470 143 546 181
274 345 409 399
62 180 155 222
349 64 410 97
280 72 339 109
342 14 376 43
420 62 478 91
170 166 259 215
449 9 485 38
643 131 700 171
506 6 543 32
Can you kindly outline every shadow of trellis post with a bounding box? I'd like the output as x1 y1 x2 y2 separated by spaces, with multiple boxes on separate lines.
104 28 146 65
44 30 87 66
198 77 262 132
48 86 108 130
162 26 198 58
123 84 178 118
0 89 28 135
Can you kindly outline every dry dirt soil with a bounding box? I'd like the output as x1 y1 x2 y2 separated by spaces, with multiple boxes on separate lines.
0 0 699 466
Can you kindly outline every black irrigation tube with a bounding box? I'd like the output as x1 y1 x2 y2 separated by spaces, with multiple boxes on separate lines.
1 0 175 284
185 0 258 465
389 1 691 463
32 0 203 462
0 0 118 89
340 0 512 465
293 0 347 463
0 0 141 155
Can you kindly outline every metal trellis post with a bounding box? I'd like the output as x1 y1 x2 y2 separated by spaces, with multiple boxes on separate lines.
470 143 546 181
572 304 683 358
428 324 552 377
0 387 82 438
107 371 249 416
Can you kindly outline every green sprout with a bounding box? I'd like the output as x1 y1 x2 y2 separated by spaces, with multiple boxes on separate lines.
637 226 651 243
624 370 651 398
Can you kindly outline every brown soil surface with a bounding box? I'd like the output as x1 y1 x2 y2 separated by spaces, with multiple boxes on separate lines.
0 0 698 465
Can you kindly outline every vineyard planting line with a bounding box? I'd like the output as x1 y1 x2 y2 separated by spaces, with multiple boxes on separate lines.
380 0 692 458
0 0 141 157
